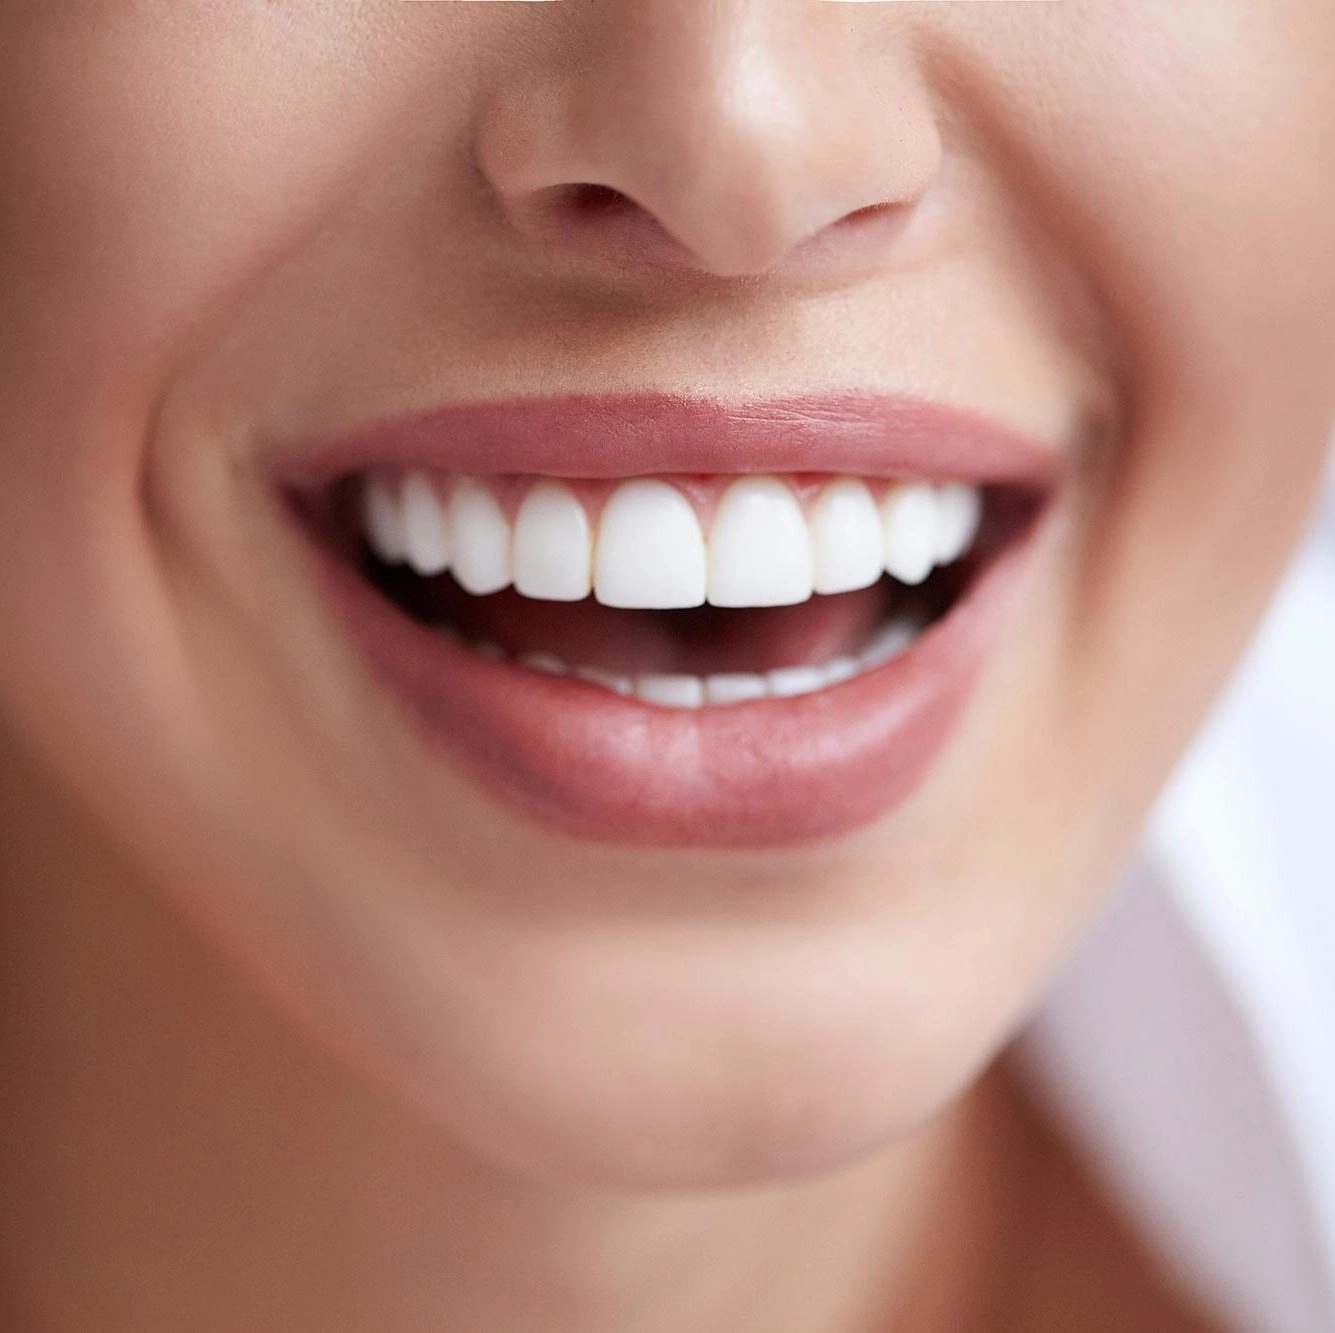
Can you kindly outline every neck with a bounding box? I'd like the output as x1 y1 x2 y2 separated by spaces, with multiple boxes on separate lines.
0 754 1009 1333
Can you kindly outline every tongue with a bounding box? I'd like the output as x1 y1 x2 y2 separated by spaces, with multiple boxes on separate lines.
428 580 893 676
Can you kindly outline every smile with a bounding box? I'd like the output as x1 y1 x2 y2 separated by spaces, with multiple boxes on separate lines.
277 393 1062 848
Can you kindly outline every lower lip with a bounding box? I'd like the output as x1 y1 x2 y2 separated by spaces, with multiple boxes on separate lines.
299 523 1038 851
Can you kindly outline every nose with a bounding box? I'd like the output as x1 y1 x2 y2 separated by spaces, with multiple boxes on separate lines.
474 0 942 281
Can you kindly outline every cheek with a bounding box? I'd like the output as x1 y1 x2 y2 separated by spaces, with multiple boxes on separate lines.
961 2 1335 392
0 9 471 781
1062 32 1335 849
916 3 1335 896
0 9 426 448
1061 11 1335 685
930 3 1335 608
0 13 424 906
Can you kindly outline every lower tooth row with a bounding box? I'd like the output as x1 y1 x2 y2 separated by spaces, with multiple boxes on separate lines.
435 618 922 708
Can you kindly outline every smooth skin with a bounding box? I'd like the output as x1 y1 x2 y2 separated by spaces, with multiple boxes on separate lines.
1 2 1332 1330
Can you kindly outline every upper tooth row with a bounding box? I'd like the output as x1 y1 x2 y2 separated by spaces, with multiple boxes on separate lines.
362 474 982 608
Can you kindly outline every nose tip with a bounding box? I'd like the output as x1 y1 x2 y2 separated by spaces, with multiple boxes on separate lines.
474 3 942 283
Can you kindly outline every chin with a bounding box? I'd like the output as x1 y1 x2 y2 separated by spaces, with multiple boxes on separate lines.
292 900 1020 1192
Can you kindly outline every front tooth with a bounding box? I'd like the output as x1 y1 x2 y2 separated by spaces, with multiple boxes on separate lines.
634 673 706 709
362 476 406 564
594 480 707 610
400 471 451 576
704 673 771 705
881 483 938 586
449 479 512 595
934 483 983 565
809 479 884 595
765 665 828 698
512 481 592 601
708 477 814 607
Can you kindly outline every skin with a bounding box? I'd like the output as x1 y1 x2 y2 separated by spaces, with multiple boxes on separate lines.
1 1 1333 1329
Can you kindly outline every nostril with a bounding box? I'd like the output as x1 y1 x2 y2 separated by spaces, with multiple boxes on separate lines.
838 201 897 229
522 180 704 271
523 181 649 239
565 183 638 217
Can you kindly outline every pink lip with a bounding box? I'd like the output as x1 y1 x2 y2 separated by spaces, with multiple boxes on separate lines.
277 391 1061 487
276 393 1062 850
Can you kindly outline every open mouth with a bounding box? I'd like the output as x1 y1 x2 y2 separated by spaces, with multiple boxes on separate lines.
277 394 1059 849
306 470 1015 703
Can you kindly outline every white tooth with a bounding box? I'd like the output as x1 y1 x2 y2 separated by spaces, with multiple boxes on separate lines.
634 673 706 709
821 656 861 686
400 471 451 576
934 483 983 566
859 617 920 668
449 479 512 595
574 665 634 696
809 479 884 595
881 483 938 586
512 481 593 601
594 480 707 610
473 640 507 661
765 665 829 698
362 476 406 564
518 651 567 676
708 477 814 607
704 673 771 705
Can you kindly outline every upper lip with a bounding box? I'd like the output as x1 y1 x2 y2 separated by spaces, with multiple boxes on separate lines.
272 391 1066 489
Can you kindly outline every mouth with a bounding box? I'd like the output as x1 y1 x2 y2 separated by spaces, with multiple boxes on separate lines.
277 393 1061 849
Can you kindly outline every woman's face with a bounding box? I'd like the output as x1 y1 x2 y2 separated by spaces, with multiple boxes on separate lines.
2 1 1332 1187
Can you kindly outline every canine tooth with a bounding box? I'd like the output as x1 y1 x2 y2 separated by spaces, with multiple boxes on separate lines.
574 665 634 696
708 477 814 607
594 480 707 609
512 481 592 601
934 483 983 565
449 479 512 595
881 483 938 586
400 471 451 576
362 477 406 564
518 651 567 676
634 673 706 709
859 618 920 668
704 673 771 704
809 479 884 595
765 665 828 698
